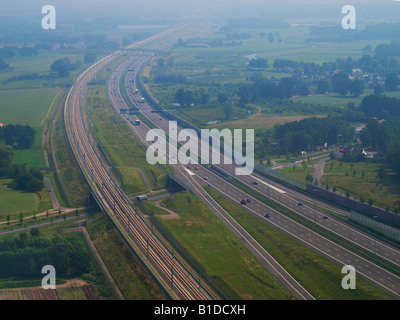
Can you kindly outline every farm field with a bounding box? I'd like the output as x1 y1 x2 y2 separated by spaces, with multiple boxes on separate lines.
0 280 100 300
0 179 39 218
0 88 56 126
211 110 327 131
0 53 86 89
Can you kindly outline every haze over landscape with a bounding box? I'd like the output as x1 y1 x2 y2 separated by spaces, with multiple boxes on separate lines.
0 0 399 311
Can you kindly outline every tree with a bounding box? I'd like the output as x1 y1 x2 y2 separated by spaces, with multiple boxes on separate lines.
385 73 399 91
0 146 14 177
84 52 97 64
248 58 269 69
223 104 233 119
217 92 228 104
349 79 365 97
331 72 350 96
50 57 72 77
317 78 332 94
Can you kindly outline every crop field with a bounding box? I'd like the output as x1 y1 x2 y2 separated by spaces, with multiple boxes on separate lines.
0 53 85 89
0 284 100 300
0 88 56 126
211 110 327 131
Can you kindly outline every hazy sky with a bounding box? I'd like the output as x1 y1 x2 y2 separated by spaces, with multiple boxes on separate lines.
0 1 399 23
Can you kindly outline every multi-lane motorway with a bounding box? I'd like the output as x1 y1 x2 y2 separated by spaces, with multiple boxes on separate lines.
66 28 400 300
112 50 400 299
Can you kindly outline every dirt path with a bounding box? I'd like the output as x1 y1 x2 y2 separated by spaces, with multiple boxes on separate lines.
313 156 330 186
154 201 180 220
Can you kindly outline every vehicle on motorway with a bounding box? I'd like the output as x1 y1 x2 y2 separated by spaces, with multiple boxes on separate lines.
241 199 247 204
247 198 252 203
136 195 148 201
48 188 53 192
204 176 208 180
298 202 303 206
265 213 271 218
134 89 139 94
135 120 141 125
323 215 329 219
194 166 199 170
187 164 191 169
253 181 258 185
140 97 145 103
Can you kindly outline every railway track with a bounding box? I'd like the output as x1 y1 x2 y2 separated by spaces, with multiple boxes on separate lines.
64 31 214 300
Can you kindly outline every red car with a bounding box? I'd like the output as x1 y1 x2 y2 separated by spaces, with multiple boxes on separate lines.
241 199 247 204
187 164 191 169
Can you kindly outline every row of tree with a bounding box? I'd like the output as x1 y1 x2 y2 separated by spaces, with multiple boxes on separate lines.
0 146 43 192
0 124 35 149
0 231 90 279
50 57 82 78
274 117 354 153
360 94 400 119
359 118 400 175
274 53 400 79
237 75 310 104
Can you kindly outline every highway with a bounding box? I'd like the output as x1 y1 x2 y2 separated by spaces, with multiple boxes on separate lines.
113 52 400 299
106 55 315 300
65 29 214 300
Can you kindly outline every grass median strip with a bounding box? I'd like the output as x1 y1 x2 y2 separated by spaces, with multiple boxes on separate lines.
204 187 392 300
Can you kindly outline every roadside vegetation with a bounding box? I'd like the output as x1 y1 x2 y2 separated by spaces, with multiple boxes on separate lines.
86 211 169 300
85 84 169 194
205 187 392 300
143 191 291 300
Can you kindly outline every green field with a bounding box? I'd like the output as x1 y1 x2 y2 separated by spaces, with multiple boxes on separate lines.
0 179 39 218
321 160 400 212
0 53 85 89
146 191 290 300
0 88 56 126
205 188 392 300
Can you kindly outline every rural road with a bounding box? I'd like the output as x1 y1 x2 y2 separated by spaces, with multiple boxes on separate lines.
312 156 330 185
44 177 60 209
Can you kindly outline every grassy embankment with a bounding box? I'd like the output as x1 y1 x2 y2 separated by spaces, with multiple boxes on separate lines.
321 160 400 212
141 191 291 300
85 82 170 195
86 211 169 300
203 187 392 300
